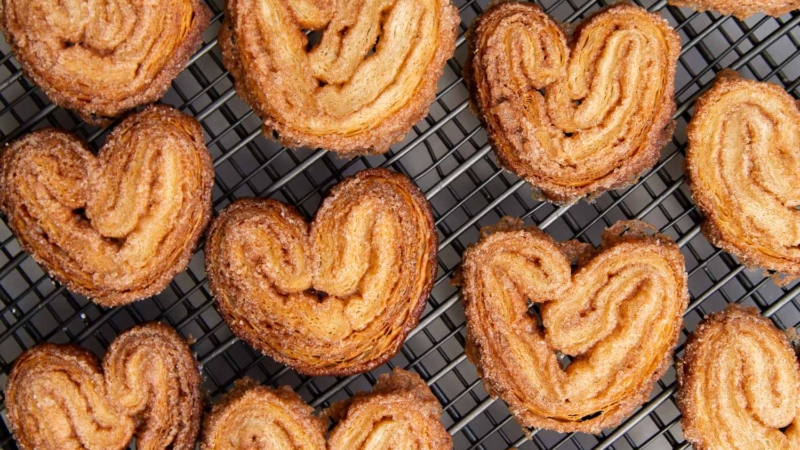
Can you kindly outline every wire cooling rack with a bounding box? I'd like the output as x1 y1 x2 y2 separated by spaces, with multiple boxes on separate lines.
0 0 798 448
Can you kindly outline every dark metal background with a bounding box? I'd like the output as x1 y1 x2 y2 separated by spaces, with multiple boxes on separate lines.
0 0 798 448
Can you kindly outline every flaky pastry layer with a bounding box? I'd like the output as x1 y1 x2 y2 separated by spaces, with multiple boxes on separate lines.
465 3 680 204
455 218 688 433
669 0 799 18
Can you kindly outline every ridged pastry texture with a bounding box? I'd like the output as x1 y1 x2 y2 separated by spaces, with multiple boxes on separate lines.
200 369 451 450
668 0 799 18
465 3 680 204
6 322 203 450
456 218 688 433
677 305 800 449
205 169 437 376
0 105 214 306
685 70 800 285
219 0 459 156
0 0 210 124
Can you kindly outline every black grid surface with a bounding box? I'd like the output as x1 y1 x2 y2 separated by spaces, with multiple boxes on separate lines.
0 0 799 449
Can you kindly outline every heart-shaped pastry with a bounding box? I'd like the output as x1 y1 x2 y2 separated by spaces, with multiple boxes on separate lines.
205 168 437 376
455 218 688 433
0 0 210 124
201 369 450 450
685 70 800 285
668 0 799 18
219 0 460 156
0 105 214 306
465 3 680 204
6 322 203 450
677 305 800 449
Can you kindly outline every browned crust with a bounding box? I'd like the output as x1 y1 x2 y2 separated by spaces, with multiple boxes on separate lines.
205 168 438 376
200 378 327 450
219 0 459 156
6 322 203 450
455 219 688 433
668 0 800 18
464 2 679 204
0 0 210 125
675 304 800 449
684 70 800 285
0 105 215 306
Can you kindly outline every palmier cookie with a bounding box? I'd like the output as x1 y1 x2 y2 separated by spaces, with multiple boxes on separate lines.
456 218 688 433
0 105 214 306
668 0 799 18
205 168 437 376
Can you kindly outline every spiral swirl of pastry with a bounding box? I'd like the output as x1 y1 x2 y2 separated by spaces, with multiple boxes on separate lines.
0 105 214 306
0 0 210 124
327 368 452 450
456 219 688 433
219 0 459 156
465 3 680 204
201 369 450 450
668 0 799 18
5 322 203 450
685 70 800 285
677 305 800 449
201 379 327 450
205 169 437 376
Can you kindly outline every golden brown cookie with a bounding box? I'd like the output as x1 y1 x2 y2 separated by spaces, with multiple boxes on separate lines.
6 322 203 450
465 3 680 204
668 0 799 18
200 369 450 450
219 0 459 156
685 70 800 285
0 0 210 124
455 219 688 433
0 105 214 306
677 305 800 449
205 169 437 376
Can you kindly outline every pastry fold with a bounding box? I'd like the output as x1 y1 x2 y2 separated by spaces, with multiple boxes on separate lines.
465 3 680 204
205 169 437 376
200 369 450 450
0 0 210 124
219 0 459 156
455 219 688 433
668 0 799 18
0 105 215 306
685 70 800 284
6 322 203 450
677 305 800 449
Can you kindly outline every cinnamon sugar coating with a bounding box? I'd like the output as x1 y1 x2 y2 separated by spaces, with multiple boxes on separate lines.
201 369 450 450
0 0 210 124
677 305 800 449
669 0 799 18
6 322 203 450
685 70 800 285
465 3 680 204
205 169 438 376
0 105 215 306
455 218 688 433
219 0 459 156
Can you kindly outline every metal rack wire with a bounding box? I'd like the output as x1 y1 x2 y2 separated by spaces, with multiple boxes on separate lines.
0 0 798 448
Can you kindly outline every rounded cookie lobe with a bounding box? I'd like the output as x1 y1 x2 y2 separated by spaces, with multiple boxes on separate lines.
465 3 680 204
0 105 215 306
0 0 210 124
219 0 459 156
685 70 800 285
205 168 438 376
456 219 688 433
677 305 800 449
6 322 203 450
668 0 799 19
